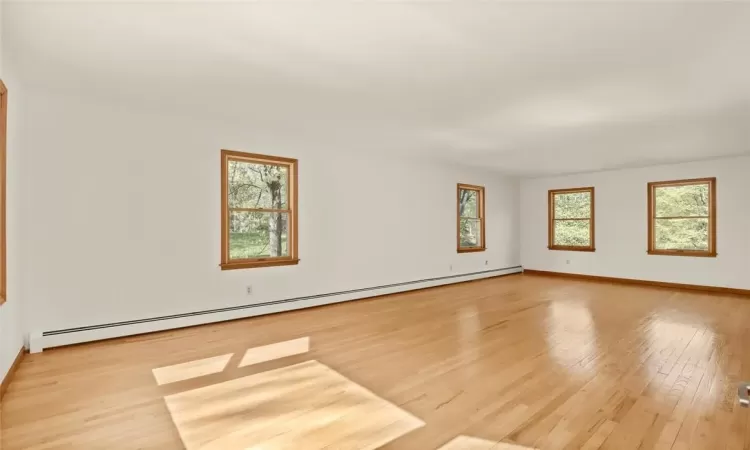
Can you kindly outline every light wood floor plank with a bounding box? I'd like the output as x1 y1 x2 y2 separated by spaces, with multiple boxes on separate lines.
3 274 750 449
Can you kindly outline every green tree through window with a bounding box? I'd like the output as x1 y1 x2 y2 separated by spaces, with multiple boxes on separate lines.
548 187 594 251
648 178 716 257
221 150 299 270
457 184 485 252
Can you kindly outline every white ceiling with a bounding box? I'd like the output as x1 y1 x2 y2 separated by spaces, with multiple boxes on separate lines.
5 1 750 176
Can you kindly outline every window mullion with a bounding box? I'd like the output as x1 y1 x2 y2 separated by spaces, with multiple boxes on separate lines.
228 207 291 213
654 216 709 220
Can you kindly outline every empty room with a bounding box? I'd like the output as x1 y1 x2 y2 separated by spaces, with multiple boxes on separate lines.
2 1 750 449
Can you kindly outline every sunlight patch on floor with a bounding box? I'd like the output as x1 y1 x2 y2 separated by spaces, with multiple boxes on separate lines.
163 360 424 449
438 436 538 450
238 336 310 368
152 353 233 386
152 337 311 386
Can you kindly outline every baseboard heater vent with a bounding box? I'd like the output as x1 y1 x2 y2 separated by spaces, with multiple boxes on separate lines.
30 265 523 352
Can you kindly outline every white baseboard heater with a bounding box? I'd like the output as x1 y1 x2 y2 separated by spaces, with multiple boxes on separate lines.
29 265 523 353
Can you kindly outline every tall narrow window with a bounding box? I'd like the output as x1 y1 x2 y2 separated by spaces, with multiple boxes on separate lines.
221 150 299 270
457 184 485 252
0 81 7 304
548 187 595 252
648 177 716 257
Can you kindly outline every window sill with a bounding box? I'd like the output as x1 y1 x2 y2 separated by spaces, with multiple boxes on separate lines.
457 247 486 253
647 250 717 258
221 258 300 270
548 246 596 252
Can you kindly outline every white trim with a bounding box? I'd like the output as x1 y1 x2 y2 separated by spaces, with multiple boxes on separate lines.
28 267 522 353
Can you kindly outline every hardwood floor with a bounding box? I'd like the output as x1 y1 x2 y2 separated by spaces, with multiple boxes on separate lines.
2 273 750 449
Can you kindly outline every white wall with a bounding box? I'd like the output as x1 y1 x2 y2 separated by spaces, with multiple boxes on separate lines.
14 87 520 336
521 156 750 289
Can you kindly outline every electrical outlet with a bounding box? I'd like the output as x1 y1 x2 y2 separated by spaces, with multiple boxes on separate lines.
246 285 253 295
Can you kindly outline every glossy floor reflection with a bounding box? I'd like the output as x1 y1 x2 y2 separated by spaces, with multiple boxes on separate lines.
3 274 750 449
546 298 597 377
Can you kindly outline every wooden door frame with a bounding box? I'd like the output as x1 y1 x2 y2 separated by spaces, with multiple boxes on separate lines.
1 79 7 304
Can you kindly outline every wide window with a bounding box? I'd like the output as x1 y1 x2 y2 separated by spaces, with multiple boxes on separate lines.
648 177 716 257
548 187 595 251
457 184 485 252
0 81 7 304
221 150 298 270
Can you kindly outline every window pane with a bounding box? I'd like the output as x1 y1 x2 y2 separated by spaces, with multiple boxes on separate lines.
459 218 482 248
654 218 709 251
654 183 709 218
459 189 479 218
554 220 590 246
228 160 288 209
554 192 591 219
229 211 289 259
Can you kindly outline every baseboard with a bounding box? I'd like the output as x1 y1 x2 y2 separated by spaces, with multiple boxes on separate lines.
29 265 523 353
523 269 750 296
0 347 25 402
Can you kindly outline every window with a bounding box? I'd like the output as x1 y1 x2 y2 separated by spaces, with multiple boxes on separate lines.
221 150 299 270
457 184 485 252
648 177 716 257
548 187 595 251
0 81 7 304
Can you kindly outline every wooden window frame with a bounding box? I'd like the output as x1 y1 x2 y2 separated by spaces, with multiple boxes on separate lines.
548 187 595 252
0 81 7 304
220 150 299 270
457 183 486 253
647 177 716 257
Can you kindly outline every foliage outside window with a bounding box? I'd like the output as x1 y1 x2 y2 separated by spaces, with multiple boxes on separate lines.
0 81 6 304
648 178 716 257
457 184 485 253
221 150 299 270
548 187 595 252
